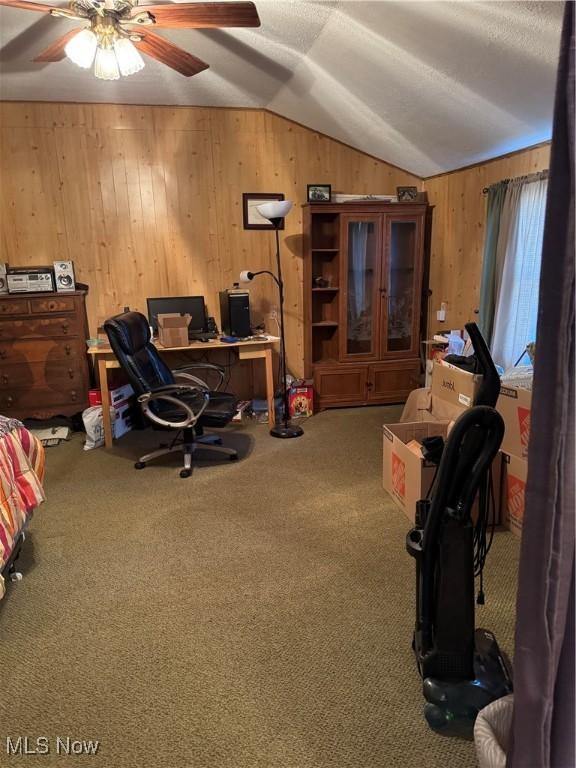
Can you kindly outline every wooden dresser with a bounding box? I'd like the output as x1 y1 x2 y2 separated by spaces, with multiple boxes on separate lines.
0 291 90 419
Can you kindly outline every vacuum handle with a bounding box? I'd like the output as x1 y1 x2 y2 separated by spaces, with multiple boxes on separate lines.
465 322 500 407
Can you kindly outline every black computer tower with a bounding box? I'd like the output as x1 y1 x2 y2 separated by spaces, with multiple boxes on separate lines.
219 289 251 338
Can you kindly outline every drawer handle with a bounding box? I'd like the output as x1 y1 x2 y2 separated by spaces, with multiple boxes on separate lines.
62 323 69 334
1 375 7 385
0 350 6 360
64 344 72 355
6 396 13 405
49 301 57 311
68 368 74 379
71 390 77 402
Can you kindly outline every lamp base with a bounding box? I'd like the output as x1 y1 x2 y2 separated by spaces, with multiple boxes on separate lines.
270 422 304 439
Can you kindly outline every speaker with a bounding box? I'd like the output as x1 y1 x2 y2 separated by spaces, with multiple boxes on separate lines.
0 264 7 295
53 260 76 292
219 289 251 338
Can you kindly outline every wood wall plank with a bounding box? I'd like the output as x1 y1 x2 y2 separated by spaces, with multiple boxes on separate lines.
423 144 550 331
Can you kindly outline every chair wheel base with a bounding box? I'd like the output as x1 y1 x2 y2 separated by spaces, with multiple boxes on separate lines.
134 461 146 470
180 469 192 478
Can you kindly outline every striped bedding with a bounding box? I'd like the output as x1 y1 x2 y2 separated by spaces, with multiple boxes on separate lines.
0 416 45 598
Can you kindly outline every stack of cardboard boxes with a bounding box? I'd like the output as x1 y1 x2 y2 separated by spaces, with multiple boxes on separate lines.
497 385 532 537
383 360 532 537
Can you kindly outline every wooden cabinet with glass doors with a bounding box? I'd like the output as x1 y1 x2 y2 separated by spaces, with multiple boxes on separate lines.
303 202 428 409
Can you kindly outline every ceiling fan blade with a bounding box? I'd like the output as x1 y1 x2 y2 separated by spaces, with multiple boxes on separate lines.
132 1 260 29
0 0 63 11
134 30 209 76
33 27 84 61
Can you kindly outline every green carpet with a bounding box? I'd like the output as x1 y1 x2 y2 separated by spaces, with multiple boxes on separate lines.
0 406 520 767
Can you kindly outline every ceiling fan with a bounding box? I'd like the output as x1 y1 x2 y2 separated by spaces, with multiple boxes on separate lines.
0 0 260 80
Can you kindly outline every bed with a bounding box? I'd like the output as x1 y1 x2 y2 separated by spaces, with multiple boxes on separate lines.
0 416 45 598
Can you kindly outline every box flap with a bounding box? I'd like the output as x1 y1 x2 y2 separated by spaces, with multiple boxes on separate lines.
157 313 192 329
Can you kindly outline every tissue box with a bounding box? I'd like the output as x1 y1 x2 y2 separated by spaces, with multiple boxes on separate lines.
157 313 191 347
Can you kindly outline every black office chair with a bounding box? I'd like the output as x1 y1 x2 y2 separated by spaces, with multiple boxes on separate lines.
104 311 239 478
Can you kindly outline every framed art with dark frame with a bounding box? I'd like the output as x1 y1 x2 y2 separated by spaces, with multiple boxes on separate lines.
242 193 286 230
396 186 419 202
307 184 332 203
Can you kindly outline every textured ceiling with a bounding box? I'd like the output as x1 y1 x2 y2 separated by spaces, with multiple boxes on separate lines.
0 0 564 175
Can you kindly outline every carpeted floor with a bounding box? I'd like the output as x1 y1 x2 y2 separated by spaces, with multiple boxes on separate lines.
0 406 520 768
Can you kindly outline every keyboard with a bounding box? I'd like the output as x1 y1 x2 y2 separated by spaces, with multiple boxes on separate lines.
189 331 218 341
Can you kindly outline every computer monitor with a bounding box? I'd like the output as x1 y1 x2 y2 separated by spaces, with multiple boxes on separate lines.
147 296 207 337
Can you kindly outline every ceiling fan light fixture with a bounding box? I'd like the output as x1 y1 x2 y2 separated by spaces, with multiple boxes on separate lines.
114 37 145 76
94 46 120 80
65 28 97 69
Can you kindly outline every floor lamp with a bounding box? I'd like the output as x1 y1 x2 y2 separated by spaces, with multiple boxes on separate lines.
240 200 303 439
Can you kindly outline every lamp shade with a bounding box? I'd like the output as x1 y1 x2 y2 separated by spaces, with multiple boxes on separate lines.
239 270 254 283
65 29 97 69
256 200 293 221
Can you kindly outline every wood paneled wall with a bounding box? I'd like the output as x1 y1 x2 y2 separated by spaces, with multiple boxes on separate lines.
423 143 550 331
0 102 420 379
0 100 551 371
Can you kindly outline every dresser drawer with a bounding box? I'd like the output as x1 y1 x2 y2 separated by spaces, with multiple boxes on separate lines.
0 387 85 414
0 298 29 316
0 339 85 365
30 296 76 314
0 360 85 390
0 316 79 340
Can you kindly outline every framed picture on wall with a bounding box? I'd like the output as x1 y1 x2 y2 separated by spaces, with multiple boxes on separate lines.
242 193 286 230
307 184 331 203
396 186 419 202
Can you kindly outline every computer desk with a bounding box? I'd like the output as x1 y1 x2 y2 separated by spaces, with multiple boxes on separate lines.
88 336 279 449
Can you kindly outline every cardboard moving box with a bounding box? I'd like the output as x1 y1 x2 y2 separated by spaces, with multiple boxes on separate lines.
501 453 528 537
431 360 482 409
157 313 191 347
401 388 468 424
383 421 450 523
497 385 532 459
383 416 503 526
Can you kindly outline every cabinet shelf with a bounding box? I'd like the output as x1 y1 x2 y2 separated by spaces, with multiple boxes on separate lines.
311 248 339 253
312 321 339 328
312 287 339 293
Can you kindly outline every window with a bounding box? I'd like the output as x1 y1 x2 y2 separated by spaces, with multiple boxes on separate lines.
490 177 548 370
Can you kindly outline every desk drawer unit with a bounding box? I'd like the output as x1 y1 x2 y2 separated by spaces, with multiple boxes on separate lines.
0 291 90 419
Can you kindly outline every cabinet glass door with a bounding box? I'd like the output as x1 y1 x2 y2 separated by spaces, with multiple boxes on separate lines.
340 216 381 360
384 219 419 354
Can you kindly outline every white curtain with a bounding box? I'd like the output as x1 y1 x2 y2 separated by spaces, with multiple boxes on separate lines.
491 178 548 369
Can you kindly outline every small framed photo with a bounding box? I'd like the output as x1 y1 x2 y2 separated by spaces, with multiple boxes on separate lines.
242 193 285 230
396 186 418 202
307 184 331 203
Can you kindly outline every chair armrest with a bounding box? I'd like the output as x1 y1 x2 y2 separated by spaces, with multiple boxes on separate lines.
137 384 209 429
172 371 210 391
173 363 225 391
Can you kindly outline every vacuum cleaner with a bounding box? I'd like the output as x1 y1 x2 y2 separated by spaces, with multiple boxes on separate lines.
406 322 513 736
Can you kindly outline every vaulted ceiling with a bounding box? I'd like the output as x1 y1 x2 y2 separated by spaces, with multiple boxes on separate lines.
0 0 564 176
